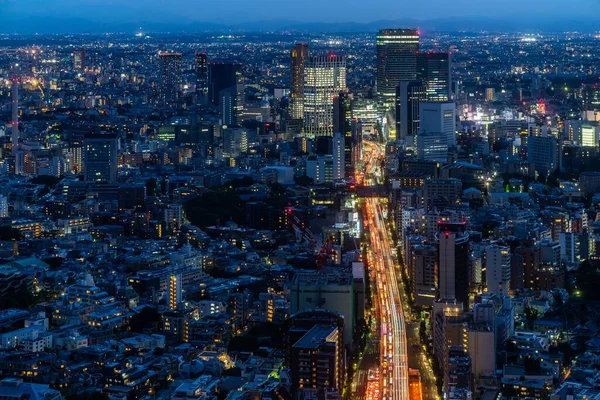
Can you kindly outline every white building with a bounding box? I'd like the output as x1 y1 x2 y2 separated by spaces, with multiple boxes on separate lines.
419 101 456 145
303 55 347 138
485 245 511 297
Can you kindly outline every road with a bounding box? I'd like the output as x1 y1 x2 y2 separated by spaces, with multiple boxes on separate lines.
362 140 409 400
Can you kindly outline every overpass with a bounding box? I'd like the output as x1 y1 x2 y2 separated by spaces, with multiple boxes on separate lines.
356 185 389 198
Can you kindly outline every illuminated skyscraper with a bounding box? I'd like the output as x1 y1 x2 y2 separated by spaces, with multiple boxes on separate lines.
417 52 451 102
159 52 182 103
290 43 310 120
376 29 420 107
195 52 209 104
303 55 347 138
334 92 355 175
72 48 86 71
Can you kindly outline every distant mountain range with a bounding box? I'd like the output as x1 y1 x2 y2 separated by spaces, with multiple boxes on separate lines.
3 16 600 35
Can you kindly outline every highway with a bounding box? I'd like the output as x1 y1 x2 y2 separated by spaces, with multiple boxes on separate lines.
362 140 409 400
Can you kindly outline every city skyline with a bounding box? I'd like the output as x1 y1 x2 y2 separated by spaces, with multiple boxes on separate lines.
1 0 600 34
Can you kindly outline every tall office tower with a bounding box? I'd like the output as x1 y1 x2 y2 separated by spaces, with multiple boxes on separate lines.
417 52 451 101
485 246 511 297
11 78 19 154
195 52 209 104
291 325 344 395
376 29 420 107
303 55 347 138
396 80 426 141
208 62 242 106
219 83 244 126
438 222 470 309
412 244 438 307
527 134 559 176
83 133 118 182
333 92 354 175
290 43 310 119
159 52 182 103
332 132 345 180
419 101 456 146
168 274 182 310
72 48 86 71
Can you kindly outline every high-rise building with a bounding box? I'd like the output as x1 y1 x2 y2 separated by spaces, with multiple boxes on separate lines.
83 133 118 182
291 325 344 394
376 29 420 107
303 55 347 138
396 80 426 141
290 43 310 120
417 52 451 102
332 132 345 181
11 78 19 155
485 246 511 297
527 134 559 176
159 52 182 103
195 52 209 104
208 62 242 106
218 84 244 126
438 222 470 309
412 244 438 307
72 48 86 71
168 274 182 310
333 92 355 175
419 101 456 146
222 127 248 164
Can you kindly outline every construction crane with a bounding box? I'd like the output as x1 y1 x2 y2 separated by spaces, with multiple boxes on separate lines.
287 207 336 271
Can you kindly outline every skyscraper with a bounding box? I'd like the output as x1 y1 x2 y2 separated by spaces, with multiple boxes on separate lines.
84 133 118 182
290 43 309 120
333 92 354 175
219 83 244 126
11 78 19 153
396 80 426 140
72 48 86 71
376 29 420 107
417 52 451 102
332 132 345 180
485 246 511 297
303 55 347 138
438 222 470 309
195 52 209 104
419 101 457 146
159 52 182 103
208 62 242 106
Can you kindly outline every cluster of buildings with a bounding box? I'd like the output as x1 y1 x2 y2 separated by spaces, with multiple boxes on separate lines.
0 25 598 400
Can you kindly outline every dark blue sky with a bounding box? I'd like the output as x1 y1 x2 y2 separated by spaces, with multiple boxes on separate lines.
0 0 595 30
